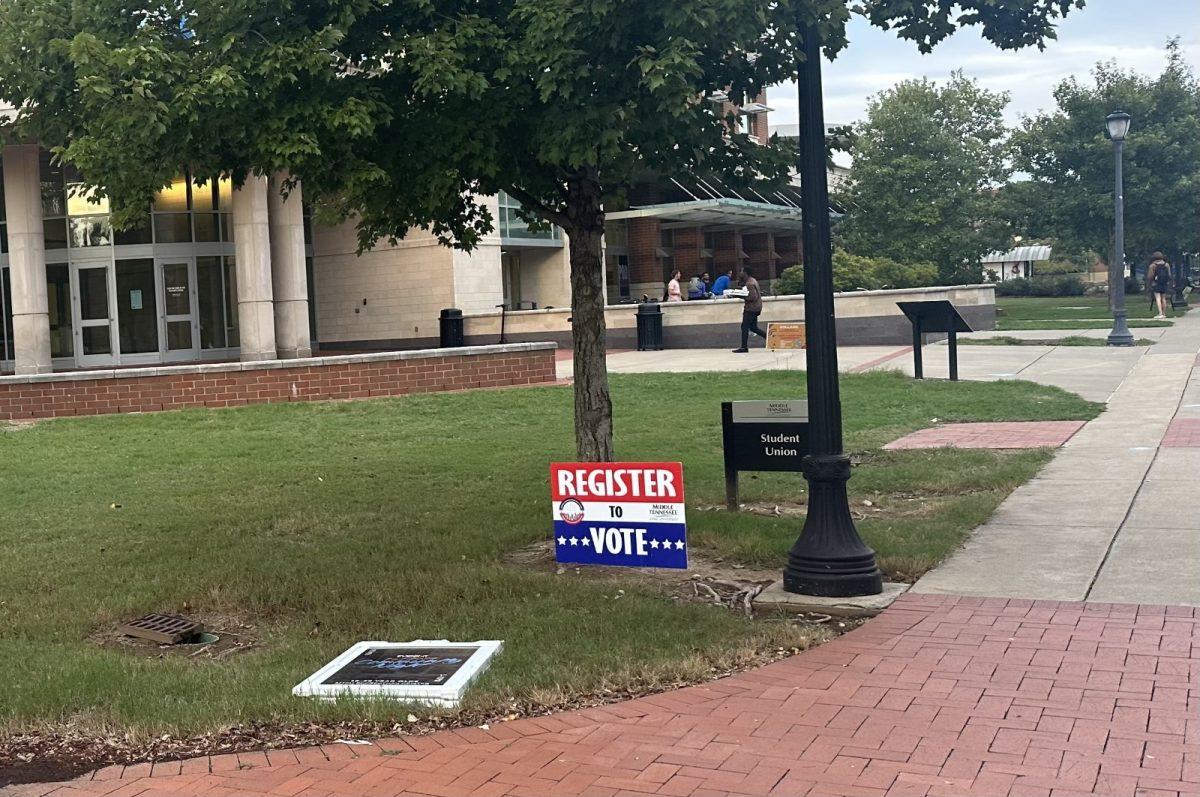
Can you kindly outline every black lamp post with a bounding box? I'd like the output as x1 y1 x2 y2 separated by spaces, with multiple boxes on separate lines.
1105 110 1134 347
783 23 883 598
1171 248 1189 310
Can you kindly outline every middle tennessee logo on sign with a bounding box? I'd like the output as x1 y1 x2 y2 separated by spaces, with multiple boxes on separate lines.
550 462 687 569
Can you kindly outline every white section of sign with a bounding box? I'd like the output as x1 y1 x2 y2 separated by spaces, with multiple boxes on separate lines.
730 400 808 423
292 639 503 706
552 500 684 524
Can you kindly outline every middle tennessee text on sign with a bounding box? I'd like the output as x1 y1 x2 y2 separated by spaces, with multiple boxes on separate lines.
550 462 687 569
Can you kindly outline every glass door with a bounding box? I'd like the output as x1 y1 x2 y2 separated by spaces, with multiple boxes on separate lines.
158 258 199 362
71 261 117 367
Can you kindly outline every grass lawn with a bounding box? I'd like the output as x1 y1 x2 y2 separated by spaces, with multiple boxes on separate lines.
0 371 1099 741
996 295 1182 330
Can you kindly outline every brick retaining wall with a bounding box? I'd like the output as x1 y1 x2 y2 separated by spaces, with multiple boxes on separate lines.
0 343 557 421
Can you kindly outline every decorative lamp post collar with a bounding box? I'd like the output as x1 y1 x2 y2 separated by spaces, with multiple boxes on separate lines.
1105 110 1132 142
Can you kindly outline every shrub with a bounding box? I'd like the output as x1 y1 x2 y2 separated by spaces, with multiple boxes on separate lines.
774 251 939 295
1036 259 1088 276
995 277 1032 296
776 264 805 295
995 276 1084 297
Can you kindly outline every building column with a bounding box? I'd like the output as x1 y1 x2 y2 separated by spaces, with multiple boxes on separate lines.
267 172 311 359
232 174 277 361
2 145 52 374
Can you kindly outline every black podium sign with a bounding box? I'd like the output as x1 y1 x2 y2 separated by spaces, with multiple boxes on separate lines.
896 300 973 381
721 401 809 510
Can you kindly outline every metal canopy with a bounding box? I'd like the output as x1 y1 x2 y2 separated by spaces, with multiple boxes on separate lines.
607 199 804 232
982 244 1052 264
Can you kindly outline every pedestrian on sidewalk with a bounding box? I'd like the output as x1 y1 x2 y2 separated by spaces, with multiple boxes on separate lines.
665 269 683 302
732 266 766 353
1147 252 1172 319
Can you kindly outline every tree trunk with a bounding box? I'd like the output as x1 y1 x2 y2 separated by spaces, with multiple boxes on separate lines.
564 179 614 462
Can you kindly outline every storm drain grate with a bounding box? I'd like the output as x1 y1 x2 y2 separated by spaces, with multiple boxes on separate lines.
119 614 204 645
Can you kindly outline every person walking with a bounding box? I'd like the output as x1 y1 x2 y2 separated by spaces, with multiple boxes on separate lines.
732 266 766 353
1148 252 1172 319
666 269 683 302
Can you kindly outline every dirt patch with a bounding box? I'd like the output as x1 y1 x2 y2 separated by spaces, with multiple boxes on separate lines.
504 539 781 608
88 612 260 661
504 540 858 628
694 495 955 523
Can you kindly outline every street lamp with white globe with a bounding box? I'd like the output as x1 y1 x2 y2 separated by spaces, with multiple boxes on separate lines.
1105 110 1134 347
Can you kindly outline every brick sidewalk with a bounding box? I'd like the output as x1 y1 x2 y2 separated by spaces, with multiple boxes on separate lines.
15 594 1198 797
1162 418 1200 448
883 422 1086 451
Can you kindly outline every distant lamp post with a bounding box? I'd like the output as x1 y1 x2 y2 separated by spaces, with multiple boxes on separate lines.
1105 110 1134 347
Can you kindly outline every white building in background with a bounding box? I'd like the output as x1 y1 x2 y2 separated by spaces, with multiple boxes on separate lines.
0 143 573 373
982 245 1053 282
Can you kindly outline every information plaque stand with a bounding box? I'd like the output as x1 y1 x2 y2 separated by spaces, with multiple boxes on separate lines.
896 300 973 381
721 401 809 510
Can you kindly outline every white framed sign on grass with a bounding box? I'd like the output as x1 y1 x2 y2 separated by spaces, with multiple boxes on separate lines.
293 639 503 707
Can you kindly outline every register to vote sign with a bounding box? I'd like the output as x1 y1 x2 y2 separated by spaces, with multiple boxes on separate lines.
550 462 687 569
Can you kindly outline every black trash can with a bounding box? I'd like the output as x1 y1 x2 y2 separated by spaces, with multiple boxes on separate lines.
439 308 464 348
636 302 664 351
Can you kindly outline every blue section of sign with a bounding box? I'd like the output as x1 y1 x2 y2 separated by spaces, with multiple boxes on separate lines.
553 520 688 569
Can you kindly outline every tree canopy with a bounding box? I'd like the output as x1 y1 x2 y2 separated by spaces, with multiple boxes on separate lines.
0 0 1084 459
1010 40 1200 268
836 73 1012 283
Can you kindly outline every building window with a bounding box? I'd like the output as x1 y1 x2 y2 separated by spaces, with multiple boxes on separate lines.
497 191 561 241
33 154 237 249
46 264 72 358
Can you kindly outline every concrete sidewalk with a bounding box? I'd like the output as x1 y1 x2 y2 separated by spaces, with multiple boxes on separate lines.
564 337 1154 403
914 312 1200 605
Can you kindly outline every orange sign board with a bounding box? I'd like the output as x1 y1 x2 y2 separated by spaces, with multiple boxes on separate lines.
766 322 807 351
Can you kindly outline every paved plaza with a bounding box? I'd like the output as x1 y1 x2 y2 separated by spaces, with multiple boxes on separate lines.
14 316 1200 797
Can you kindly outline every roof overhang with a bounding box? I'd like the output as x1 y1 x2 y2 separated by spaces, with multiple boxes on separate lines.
983 245 1052 264
607 199 804 233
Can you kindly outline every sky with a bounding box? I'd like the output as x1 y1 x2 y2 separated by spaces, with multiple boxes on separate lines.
767 0 1200 130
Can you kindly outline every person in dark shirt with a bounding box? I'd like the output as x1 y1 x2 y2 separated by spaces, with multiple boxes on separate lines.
733 267 766 352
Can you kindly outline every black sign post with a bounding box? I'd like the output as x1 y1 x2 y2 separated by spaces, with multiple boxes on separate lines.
896 300 973 381
721 401 809 510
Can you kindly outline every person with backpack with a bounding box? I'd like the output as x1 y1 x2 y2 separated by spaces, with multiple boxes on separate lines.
1147 252 1173 319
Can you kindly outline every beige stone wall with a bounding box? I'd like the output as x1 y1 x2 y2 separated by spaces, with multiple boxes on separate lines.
510 245 572 309
463 284 998 341
311 220 458 344
452 195 505 314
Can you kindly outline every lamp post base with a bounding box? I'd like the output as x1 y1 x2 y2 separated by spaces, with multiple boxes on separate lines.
1107 309 1134 347
784 455 883 597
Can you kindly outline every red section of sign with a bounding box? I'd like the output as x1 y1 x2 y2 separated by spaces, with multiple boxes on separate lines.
550 462 685 503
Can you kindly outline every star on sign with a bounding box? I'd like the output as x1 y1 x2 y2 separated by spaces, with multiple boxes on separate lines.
674 540 685 550
557 536 567 546
569 537 579 546
579 536 591 547
649 539 660 549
